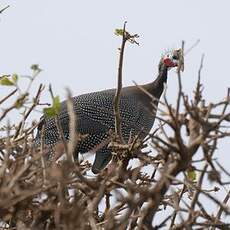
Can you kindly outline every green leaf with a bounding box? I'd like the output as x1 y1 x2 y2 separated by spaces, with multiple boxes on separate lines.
12 74 18 83
43 107 57 118
15 100 23 109
187 170 196 181
0 76 15 86
14 94 28 109
31 64 40 71
114 28 124 36
43 95 61 118
53 96 61 113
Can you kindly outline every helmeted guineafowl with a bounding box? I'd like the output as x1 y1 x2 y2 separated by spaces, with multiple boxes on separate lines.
35 50 180 173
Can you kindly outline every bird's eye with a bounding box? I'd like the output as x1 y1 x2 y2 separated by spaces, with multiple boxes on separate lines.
172 54 178 60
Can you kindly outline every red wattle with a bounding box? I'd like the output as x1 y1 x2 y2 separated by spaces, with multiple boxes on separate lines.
163 58 176 67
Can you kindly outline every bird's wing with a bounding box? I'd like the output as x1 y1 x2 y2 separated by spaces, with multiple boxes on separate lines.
71 90 142 134
39 89 143 142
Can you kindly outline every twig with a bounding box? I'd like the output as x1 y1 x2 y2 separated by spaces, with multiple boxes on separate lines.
212 190 230 230
49 84 68 154
184 39 200 56
0 89 17 105
13 84 44 139
66 89 77 163
175 40 185 117
113 21 127 142
0 5 10 14
170 184 186 228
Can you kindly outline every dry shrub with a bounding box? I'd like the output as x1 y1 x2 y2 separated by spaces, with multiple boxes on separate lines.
0 25 229 230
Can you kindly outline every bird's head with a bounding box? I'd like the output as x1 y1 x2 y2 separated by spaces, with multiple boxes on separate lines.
159 49 181 71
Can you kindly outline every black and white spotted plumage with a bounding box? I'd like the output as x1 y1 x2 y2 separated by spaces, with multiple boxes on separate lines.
35 62 171 173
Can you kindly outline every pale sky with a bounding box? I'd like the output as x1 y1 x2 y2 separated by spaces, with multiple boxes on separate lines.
0 0 229 221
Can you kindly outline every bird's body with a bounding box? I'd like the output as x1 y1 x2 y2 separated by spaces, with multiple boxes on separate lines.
35 50 179 173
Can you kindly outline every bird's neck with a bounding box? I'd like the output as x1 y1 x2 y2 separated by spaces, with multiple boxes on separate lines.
144 65 168 99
